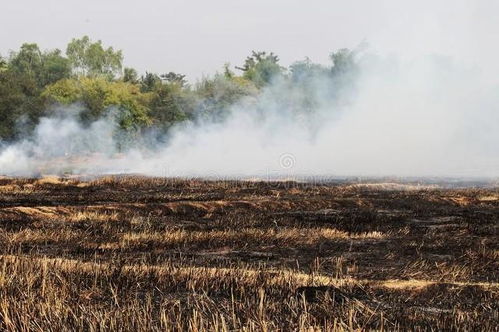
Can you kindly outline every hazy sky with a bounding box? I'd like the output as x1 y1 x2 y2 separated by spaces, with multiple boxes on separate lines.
1 0 498 81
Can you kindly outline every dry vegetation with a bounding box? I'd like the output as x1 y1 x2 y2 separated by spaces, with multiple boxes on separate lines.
0 176 497 331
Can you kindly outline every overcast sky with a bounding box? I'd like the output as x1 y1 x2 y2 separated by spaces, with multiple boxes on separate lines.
1 0 498 81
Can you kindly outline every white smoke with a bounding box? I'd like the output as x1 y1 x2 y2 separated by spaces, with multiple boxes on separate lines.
158 55 499 178
1 51 499 178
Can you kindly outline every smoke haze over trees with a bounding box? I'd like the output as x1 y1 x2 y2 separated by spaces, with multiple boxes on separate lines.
0 36 356 144
0 36 498 178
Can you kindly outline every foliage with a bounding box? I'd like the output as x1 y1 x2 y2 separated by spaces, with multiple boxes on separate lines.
8 44 71 87
0 36 360 148
0 70 45 140
236 51 284 87
0 55 7 71
38 49 72 86
66 36 123 79
330 48 359 79
160 72 187 87
123 67 139 84
140 72 162 92
195 74 257 120
43 77 151 130
8 43 43 81
290 57 329 82
148 81 195 131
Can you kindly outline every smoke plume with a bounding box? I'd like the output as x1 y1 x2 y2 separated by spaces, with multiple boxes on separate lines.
1 50 498 179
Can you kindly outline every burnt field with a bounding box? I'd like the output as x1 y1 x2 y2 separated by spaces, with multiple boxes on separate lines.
0 176 497 331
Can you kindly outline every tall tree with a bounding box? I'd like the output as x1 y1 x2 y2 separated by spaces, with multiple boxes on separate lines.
42 77 151 130
140 72 161 92
148 83 193 131
160 72 187 87
8 43 43 80
8 44 71 87
236 51 283 87
123 67 139 84
38 49 71 86
0 55 7 72
0 70 45 140
195 73 257 120
330 48 357 77
66 36 123 79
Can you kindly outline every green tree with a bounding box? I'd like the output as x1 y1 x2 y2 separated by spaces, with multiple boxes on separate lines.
43 77 151 130
66 36 123 79
195 73 257 120
8 43 43 81
0 70 44 140
290 57 328 82
123 67 139 84
160 72 187 87
148 82 194 131
236 51 283 87
222 63 234 79
140 72 162 92
0 55 8 72
39 49 71 86
8 44 71 87
1 43 63 140
330 48 357 77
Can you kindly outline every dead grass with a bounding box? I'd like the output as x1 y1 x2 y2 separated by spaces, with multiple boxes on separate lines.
0 176 497 331
107 228 385 251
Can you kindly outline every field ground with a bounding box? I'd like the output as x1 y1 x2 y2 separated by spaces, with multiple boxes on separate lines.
0 176 497 331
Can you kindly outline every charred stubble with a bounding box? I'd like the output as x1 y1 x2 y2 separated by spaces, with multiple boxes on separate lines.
0 176 497 331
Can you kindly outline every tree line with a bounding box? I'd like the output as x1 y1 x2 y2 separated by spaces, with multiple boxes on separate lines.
0 36 357 145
